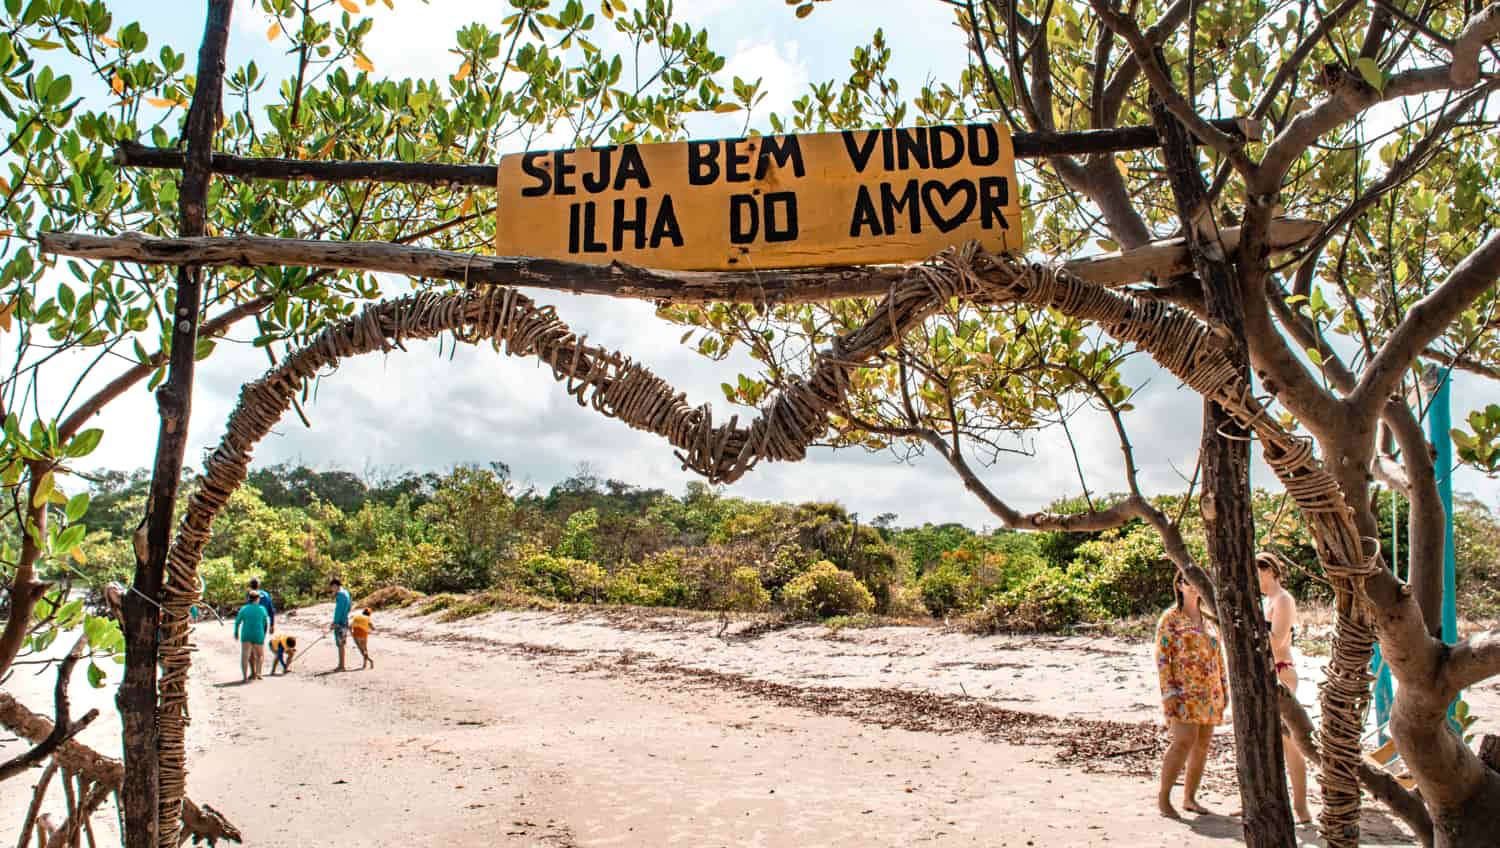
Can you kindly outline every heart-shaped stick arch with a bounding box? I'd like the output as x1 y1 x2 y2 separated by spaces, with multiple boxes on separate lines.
154 243 1388 844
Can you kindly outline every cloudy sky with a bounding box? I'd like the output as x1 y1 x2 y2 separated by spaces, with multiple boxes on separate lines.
45 1 1500 528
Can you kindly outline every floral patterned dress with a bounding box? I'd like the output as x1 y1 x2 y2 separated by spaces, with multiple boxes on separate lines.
1155 606 1228 725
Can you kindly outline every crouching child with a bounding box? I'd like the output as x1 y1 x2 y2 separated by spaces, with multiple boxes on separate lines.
268 634 298 675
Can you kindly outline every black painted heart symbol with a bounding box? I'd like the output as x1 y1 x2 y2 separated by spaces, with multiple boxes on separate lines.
921 179 977 233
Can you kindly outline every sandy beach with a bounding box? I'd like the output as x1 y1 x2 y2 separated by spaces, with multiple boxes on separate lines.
7 603 1485 846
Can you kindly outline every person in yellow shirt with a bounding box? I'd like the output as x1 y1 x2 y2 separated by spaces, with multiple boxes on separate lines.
350 608 374 670
268 634 298 675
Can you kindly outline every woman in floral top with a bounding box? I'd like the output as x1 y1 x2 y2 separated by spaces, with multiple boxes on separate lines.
1155 572 1227 818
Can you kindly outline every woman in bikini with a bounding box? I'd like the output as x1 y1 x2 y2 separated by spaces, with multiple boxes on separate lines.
1257 551 1313 824
1154 572 1228 818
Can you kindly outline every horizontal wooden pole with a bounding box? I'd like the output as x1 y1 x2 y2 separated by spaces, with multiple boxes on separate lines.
38 218 1317 305
112 118 1257 188
113 140 495 186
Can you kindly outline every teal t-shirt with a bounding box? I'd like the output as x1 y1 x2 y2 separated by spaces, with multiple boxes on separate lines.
234 602 269 644
333 587 351 626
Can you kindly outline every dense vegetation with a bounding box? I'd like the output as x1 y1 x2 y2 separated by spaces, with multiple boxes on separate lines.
56 462 1500 630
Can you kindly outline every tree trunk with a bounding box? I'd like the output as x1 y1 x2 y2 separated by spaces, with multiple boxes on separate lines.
118 577 160 848
119 3 234 847
1428 760 1500 847
1154 98 1299 846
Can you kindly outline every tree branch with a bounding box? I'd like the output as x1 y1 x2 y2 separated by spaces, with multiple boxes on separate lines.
0 637 96 783
1353 231 1500 410
55 295 271 443
1098 0 1193 126
1259 3 1500 187
1425 345 1500 382
1089 0 1259 177
1288 79 1500 290
1446 628 1500 692
0 692 241 845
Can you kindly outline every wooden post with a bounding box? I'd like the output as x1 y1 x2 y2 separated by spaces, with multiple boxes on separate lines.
109 117 1258 186
1154 99 1300 846
118 3 233 847
35 218 1323 302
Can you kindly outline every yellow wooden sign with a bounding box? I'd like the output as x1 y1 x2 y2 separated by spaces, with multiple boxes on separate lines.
494 123 1022 271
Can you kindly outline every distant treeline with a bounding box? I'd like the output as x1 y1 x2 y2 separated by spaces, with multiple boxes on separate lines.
61 463 1500 629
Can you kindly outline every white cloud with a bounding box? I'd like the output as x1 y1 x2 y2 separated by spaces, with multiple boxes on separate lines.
721 39 807 119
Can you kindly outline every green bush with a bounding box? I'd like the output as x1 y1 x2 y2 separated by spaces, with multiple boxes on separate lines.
520 552 607 602
963 565 1104 633
915 546 1020 616
555 507 599 560
918 562 968 617
200 556 264 612
781 560 875 619
761 543 814 598
712 566 771 613
608 550 693 607
1069 524 1175 618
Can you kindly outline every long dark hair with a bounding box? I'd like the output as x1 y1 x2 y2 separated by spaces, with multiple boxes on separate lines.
1173 572 1188 610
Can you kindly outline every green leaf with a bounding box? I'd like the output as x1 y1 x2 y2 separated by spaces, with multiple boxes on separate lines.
45 73 70 106
56 598 83 626
87 661 105 688
32 470 54 507
55 524 85 552
1305 347 1325 367
64 489 88 522
1354 58 1384 93
20 0 48 26
68 427 103 457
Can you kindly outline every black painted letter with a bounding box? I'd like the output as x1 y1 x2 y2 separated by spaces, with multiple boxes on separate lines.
764 192 799 242
520 152 551 197
688 141 720 186
880 179 922 234
614 144 651 190
757 136 806 179
849 185 883 236
929 126 964 169
614 197 649 250
729 194 759 244
650 196 684 248
979 176 1010 229
842 130 881 173
967 124 1000 167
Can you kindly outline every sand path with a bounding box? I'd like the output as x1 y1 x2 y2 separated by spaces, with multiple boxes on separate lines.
5 604 1460 846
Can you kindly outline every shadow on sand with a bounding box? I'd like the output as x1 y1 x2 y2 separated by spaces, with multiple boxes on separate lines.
1182 807 1417 846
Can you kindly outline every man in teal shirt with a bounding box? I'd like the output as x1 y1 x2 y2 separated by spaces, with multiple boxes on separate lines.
233 591 269 682
330 578 352 672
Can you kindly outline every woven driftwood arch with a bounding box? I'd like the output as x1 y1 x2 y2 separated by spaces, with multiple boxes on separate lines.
154 244 1389 844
